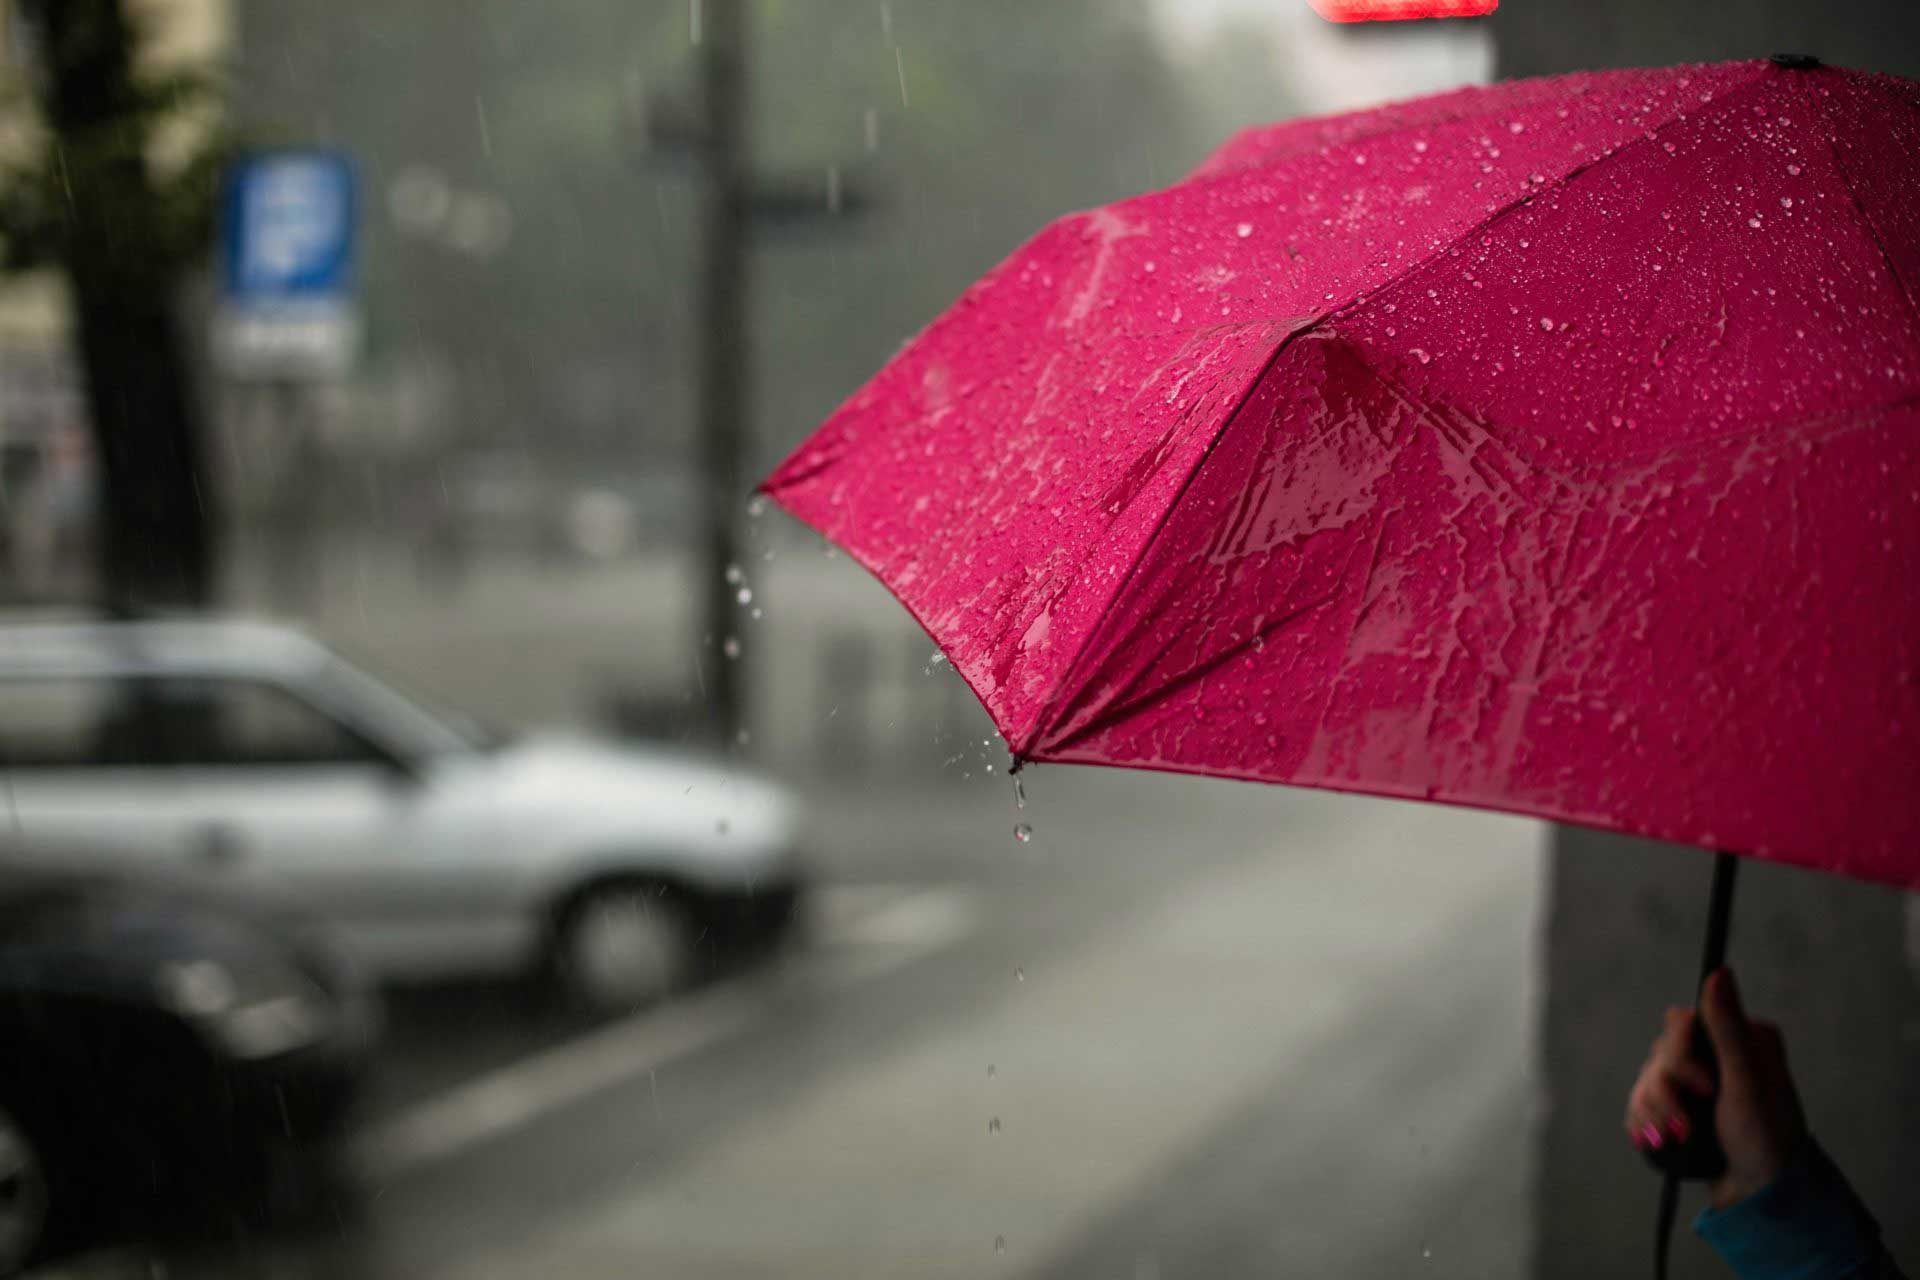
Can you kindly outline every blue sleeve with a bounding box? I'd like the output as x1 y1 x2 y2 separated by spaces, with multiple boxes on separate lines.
1693 1139 1906 1280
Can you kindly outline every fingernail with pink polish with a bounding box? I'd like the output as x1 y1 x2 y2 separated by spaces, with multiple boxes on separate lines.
1666 1115 1689 1142
1642 1124 1664 1150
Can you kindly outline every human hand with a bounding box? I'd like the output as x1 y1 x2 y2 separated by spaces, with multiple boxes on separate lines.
1625 967 1807 1210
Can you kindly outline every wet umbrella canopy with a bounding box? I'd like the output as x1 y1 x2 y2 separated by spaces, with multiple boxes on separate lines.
765 58 1920 892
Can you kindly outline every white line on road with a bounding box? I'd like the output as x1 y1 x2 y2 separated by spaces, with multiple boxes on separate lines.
349 885 978 1181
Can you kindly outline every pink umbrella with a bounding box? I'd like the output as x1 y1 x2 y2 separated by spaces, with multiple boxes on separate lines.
762 54 1920 1255
767 56 1919 892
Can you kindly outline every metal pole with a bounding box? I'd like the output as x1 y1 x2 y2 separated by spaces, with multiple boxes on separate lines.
696 0 749 747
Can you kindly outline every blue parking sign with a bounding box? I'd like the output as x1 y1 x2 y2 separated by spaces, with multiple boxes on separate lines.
217 151 359 377
223 151 356 299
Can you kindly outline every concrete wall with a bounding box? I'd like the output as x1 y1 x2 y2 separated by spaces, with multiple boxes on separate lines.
1490 4 1920 1274
1534 831 1919 1277
1494 0 1920 80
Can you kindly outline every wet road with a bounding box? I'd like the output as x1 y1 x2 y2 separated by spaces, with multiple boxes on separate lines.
43 766 1548 1280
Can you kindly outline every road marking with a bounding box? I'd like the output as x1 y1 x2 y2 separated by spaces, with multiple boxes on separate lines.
349 885 977 1180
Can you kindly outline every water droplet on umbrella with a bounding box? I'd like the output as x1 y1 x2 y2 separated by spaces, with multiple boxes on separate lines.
1014 822 1033 843
1235 222 1253 238
1780 196 1794 209
1748 216 1763 228
1787 162 1803 176
1411 348 1431 364
1540 317 1554 331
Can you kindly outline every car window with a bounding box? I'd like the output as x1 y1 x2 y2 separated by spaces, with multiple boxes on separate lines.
0 676 121 767
137 677 386 768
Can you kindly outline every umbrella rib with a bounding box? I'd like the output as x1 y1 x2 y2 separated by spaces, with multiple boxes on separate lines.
1300 70 1776 342
1798 73 1920 341
1016 327 1307 758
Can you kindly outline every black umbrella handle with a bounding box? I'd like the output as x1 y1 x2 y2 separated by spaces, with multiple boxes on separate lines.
1644 851 1739 1181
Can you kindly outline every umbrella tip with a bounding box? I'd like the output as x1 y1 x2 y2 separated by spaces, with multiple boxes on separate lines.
1768 53 1822 69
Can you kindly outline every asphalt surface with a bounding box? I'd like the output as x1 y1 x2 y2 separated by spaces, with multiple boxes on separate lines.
42 764 1548 1280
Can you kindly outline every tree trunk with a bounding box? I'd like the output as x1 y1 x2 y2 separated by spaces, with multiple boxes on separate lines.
24 0 218 609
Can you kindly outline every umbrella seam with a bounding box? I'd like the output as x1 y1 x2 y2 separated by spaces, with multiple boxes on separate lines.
1020 71 1777 759
1188 61 1755 183
1015 326 1306 758
1798 71 1920 342
1301 69 1776 340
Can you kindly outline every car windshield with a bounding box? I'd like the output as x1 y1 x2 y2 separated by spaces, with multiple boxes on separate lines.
317 654 500 757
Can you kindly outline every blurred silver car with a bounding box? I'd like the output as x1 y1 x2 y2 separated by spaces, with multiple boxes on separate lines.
0 617 804 1011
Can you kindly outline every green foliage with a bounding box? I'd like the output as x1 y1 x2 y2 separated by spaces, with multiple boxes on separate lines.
0 3 233 293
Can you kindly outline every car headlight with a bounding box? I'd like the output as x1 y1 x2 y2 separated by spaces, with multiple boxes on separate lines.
156 959 335 1060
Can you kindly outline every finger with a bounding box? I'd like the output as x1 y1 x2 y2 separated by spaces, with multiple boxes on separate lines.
1697 967 1753 1073
1629 1078 1693 1145
1652 1007 1696 1067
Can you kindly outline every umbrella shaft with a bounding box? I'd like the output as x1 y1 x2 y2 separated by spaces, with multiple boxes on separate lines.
1696 852 1740 988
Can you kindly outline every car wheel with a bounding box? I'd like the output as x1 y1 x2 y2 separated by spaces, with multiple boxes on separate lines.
0 1103 50 1276
551 883 693 1015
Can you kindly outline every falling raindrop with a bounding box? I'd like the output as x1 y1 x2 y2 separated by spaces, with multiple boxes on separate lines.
994 1236 1007 1256
725 564 744 585
988 1116 1002 1134
1014 967 1025 982
723 636 741 660
751 607 763 620
1014 822 1033 843
1422 1247 1433 1260
987 1063 997 1078
1013 774 1027 809
736 587 753 605
746 495 767 518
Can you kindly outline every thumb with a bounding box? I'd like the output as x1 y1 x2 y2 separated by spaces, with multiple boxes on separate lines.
1697 967 1752 1072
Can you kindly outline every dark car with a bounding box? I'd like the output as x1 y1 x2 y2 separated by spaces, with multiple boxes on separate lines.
0 868 379 1273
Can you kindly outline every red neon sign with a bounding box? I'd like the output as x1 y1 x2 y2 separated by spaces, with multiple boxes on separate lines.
1310 0 1498 21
